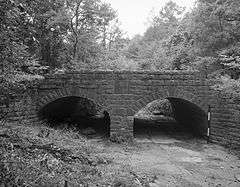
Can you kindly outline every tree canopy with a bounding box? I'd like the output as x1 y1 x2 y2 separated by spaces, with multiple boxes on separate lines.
1 0 240 95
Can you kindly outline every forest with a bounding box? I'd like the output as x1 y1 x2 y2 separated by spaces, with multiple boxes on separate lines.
0 0 240 95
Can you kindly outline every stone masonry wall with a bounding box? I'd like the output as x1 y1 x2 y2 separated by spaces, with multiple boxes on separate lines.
1 70 239 149
210 92 240 148
34 70 209 137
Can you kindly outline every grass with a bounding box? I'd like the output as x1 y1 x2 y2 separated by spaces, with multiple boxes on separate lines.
0 122 122 186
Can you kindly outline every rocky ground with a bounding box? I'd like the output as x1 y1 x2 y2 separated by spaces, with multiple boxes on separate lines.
0 122 240 187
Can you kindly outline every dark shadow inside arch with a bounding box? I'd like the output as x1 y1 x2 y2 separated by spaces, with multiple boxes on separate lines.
133 97 208 141
38 96 110 138
167 97 208 137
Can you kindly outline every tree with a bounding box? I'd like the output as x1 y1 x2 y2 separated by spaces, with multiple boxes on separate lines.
143 1 185 42
0 0 45 121
218 43 240 79
14 0 68 68
187 0 240 56
48 0 117 69
98 3 117 49
124 1 187 70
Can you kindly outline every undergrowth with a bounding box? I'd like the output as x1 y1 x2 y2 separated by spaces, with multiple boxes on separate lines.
0 122 114 186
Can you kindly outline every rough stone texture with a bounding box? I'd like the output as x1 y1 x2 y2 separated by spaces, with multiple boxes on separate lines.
210 92 240 148
135 99 174 118
1 70 239 148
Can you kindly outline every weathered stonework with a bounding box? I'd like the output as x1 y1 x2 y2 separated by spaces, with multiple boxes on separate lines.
1 70 239 148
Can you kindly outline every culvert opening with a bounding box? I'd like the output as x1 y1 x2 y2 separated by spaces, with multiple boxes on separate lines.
133 98 207 140
38 96 110 138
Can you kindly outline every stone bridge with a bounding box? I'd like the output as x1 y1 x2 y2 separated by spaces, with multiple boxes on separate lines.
5 70 240 148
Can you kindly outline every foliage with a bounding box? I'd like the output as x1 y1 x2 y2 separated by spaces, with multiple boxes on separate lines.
99 55 140 71
0 0 124 107
47 0 118 68
187 0 240 92
1 0 240 94
124 1 189 71
212 75 240 95
122 0 240 92
0 123 113 186
0 0 45 104
148 1 185 40
0 0 123 72
218 43 240 79
189 0 240 56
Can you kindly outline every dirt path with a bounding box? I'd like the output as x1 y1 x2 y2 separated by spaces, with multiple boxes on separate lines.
93 134 240 186
1 124 240 186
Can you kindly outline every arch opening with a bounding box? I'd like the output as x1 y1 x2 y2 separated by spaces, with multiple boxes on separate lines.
38 96 110 138
133 98 207 140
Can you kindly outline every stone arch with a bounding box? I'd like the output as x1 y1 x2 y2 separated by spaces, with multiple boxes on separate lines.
37 87 108 113
131 88 209 137
130 89 208 116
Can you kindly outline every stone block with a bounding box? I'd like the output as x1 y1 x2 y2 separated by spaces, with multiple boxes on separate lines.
110 107 127 116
